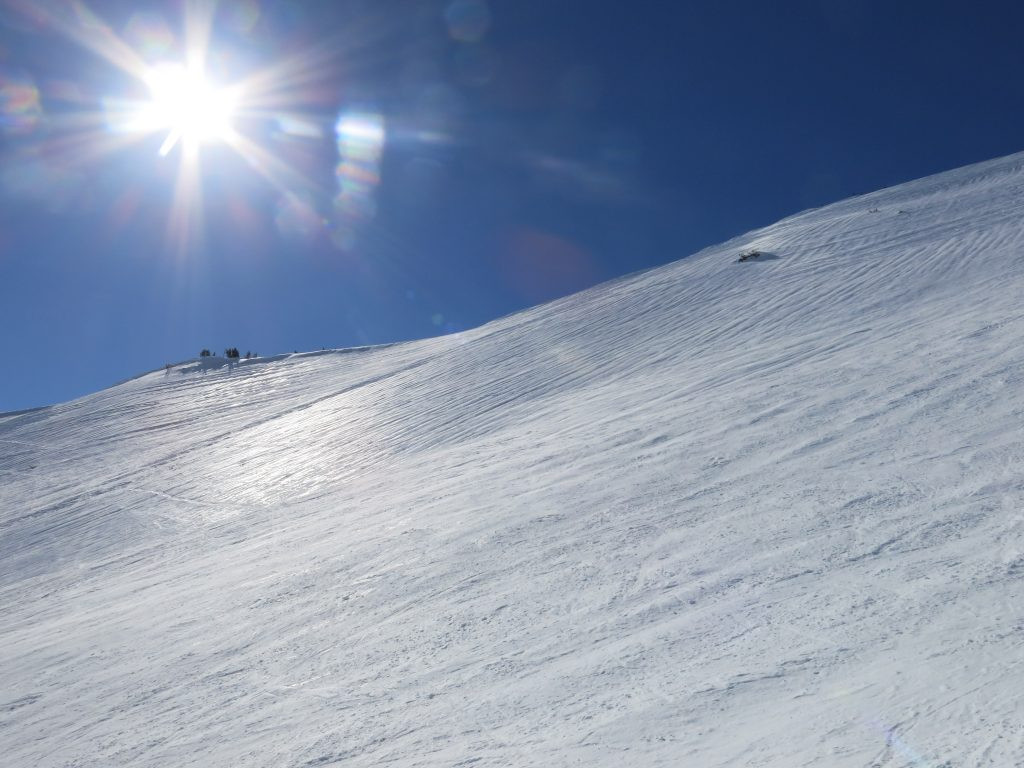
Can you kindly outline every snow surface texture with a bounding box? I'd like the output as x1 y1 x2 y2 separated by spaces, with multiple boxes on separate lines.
3 154 1024 767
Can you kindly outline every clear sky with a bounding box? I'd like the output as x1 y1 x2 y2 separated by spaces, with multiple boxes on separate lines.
2 0 1023 412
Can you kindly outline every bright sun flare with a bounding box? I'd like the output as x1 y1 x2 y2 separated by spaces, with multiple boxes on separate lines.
137 63 236 156
22 0 389 256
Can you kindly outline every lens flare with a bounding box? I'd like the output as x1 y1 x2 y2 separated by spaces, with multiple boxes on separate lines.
332 112 385 250
0 0 400 258
0 70 43 135
123 12 175 60
444 0 491 42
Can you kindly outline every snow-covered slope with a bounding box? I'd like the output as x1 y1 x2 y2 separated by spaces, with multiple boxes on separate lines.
3 153 1024 766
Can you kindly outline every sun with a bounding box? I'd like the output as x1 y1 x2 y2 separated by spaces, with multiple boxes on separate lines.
136 62 237 156
13 0 389 256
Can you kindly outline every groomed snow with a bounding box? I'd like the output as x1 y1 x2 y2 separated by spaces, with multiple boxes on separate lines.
2 152 1024 766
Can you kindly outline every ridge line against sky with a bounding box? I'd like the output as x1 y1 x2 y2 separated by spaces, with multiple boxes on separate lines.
2 0 1024 412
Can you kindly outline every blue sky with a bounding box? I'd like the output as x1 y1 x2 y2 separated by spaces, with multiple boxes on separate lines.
2 0 1023 412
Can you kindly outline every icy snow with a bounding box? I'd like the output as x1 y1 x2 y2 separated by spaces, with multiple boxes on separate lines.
3 152 1024 766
